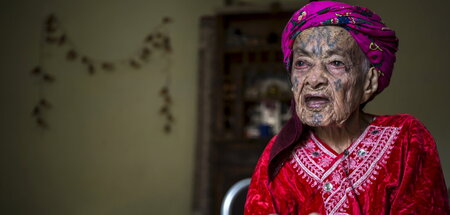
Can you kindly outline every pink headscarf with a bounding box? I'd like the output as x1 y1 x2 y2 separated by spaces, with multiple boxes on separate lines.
269 1 399 180
282 0 398 95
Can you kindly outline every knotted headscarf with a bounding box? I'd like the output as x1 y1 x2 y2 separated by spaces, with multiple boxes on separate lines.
282 1 398 93
269 1 399 180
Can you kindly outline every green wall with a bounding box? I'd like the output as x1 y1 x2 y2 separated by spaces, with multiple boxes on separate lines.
0 0 449 215
0 0 220 214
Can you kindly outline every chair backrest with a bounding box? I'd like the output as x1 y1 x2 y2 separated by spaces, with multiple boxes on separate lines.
221 178 251 215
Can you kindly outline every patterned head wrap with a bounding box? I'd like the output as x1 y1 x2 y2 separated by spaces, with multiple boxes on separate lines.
282 0 398 95
269 1 399 180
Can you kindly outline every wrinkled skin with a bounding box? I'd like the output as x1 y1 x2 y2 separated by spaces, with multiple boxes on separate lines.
291 26 379 152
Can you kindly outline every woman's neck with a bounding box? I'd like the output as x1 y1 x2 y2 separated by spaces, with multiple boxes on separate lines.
313 110 373 154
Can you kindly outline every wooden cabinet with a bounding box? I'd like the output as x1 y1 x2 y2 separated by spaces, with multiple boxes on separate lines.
193 6 296 215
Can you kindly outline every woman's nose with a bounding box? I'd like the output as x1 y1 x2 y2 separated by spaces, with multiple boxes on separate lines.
305 67 328 90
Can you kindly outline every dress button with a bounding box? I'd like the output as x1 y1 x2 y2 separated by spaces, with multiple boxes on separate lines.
371 129 380 135
324 182 333 191
357 149 367 157
344 150 350 156
312 151 321 157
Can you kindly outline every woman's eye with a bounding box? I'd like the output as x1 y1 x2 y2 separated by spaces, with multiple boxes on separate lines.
331 60 345 67
294 60 307 68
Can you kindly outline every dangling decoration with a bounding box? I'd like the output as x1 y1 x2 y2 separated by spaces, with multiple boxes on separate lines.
158 86 172 133
30 14 175 133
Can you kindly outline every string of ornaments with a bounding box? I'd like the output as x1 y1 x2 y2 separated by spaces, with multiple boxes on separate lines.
30 14 175 133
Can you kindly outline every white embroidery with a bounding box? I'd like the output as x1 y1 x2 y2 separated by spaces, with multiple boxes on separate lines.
290 125 401 215
311 134 337 158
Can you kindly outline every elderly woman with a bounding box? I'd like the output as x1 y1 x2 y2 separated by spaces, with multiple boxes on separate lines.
244 1 450 215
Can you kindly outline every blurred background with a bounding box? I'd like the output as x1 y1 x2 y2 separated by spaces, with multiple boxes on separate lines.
1 0 449 214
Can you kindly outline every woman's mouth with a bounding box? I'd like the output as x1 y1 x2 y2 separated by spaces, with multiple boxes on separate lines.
304 94 330 109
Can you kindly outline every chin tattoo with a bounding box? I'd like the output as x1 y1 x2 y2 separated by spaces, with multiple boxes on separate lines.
312 112 323 126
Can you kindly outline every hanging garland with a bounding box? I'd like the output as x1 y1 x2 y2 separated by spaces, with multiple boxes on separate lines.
30 14 175 133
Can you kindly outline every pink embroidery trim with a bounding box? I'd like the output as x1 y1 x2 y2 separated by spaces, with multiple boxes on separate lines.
290 125 401 215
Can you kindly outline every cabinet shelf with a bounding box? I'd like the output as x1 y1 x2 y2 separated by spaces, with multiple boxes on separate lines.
194 9 296 215
225 44 281 53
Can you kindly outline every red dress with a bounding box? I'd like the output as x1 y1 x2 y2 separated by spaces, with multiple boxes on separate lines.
244 114 450 215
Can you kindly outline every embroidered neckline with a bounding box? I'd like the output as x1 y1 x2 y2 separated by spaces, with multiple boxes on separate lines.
310 116 378 157
290 124 401 215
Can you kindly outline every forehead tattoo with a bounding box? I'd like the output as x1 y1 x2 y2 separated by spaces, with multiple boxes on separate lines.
294 26 356 58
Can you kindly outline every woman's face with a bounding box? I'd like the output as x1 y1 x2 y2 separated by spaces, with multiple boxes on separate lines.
291 26 369 127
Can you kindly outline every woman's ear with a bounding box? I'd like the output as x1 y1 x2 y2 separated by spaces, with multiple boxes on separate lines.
361 67 379 103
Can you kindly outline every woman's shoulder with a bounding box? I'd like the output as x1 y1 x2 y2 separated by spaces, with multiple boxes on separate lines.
373 114 424 128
